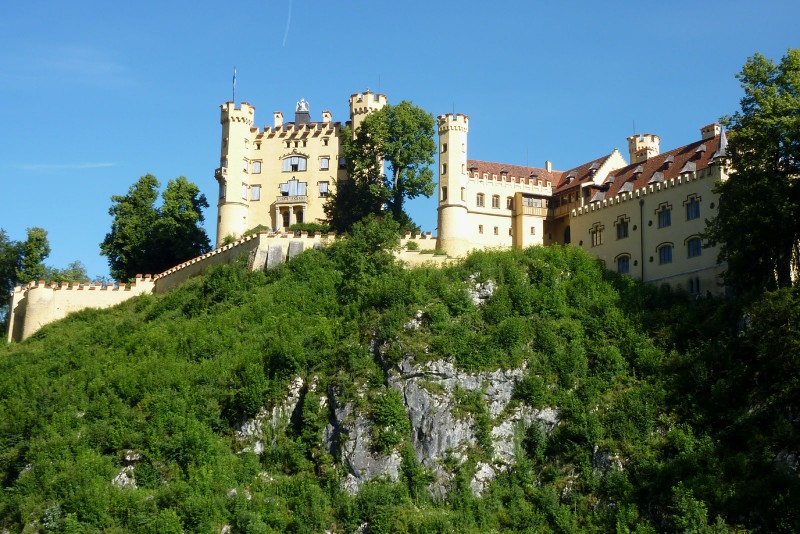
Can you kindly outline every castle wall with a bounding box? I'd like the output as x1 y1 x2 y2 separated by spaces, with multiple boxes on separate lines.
570 165 726 295
6 278 155 342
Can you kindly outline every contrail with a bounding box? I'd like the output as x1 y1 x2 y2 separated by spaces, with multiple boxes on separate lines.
282 0 293 47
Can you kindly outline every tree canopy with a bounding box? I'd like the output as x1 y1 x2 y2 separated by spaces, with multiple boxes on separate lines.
326 101 436 233
706 49 800 292
100 175 211 280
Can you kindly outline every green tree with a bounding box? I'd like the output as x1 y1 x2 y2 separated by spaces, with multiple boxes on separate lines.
100 174 160 280
151 176 211 273
100 174 210 280
44 260 90 284
0 229 17 296
327 101 436 232
15 227 51 284
705 49 800 292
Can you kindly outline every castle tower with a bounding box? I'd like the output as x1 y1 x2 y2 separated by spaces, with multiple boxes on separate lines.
627 133 660 164
436 113 470 257
349 91 388 133
216 102 255 247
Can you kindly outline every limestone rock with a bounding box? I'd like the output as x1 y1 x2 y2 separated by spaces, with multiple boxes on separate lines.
112 465 137 489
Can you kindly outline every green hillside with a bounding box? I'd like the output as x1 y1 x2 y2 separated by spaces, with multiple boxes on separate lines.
1 219 798 533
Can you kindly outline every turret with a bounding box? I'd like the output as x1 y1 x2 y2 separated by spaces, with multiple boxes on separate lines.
436 113 471 257
216 102 255 247
349 91 388 133
627 133 660 164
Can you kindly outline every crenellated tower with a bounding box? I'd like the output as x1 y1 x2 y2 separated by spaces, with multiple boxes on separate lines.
349 91 388 133
436 113 470 257
627 133 660 164
216 102 255 247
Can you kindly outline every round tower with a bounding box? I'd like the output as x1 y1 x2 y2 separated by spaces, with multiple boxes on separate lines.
216 102 255 247
349 91 388 133
436 113 471 257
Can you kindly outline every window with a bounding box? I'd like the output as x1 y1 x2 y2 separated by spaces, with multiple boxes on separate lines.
442 163 447 175
477 193 485 207
494 226 499 235
296 210 304 224
441 143 447 153
688 277 701 294
279 178 307 196
441 186 448 201
282 156 307 172
219 181 226 199
616 218 629 239
530 226 536 235
243 159 248 172
319 182 329 198
251 185 261 201
319 157 330 170
323 138 329 146
282 211 290 228
492 195 500 208
590 224 604 247
338 157 346 169
221 158 228 168
688 237 702 258
252 161 262 174
617 255 630 274
657 205 672 228
242 183 248 199
686 197 700 220
461 187 465 201
507 197 513 209
478 225 483 234
659 244 673 264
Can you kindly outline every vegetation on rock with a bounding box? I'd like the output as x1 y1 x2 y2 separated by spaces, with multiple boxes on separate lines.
2 216 797 531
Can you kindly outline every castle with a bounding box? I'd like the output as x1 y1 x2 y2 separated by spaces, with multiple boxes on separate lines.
435 113 728 297
6 91 729 342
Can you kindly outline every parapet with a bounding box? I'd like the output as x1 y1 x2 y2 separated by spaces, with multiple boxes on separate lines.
627 133 660 164
437 113 469 133
220 102 255 126
349 91 388 117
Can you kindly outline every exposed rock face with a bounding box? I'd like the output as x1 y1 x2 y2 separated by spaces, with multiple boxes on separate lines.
111 465 137 489
322 393 402 495
236 355 560 497
236 376 305 454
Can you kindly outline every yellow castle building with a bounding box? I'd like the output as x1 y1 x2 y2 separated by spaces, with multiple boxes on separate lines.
436 112 729 296
214 91 386 247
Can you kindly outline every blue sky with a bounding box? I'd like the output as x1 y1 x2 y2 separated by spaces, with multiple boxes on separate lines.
1 0 798 280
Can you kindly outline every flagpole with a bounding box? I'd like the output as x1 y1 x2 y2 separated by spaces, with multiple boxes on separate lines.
232 66 237 103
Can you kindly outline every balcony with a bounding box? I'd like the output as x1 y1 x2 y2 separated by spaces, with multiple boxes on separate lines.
215 167 227 181
275 195 308 205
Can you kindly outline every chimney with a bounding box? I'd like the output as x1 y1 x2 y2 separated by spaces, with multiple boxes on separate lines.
700 123 721 141
273 111 283 128
322 110 332 123
545 160 552 172
295 98 311 125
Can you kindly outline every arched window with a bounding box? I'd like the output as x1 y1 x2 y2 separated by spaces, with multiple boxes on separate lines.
616 255 630 274
282 211 290 228
658 243 673 264
687 237 702 258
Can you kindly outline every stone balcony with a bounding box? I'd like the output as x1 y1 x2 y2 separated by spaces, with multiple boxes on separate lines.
215 167 227 181
275 195 308 205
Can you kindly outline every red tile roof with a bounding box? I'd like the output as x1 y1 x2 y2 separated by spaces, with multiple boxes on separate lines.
602 134 722 198
552 153 617 194
466 160 563 185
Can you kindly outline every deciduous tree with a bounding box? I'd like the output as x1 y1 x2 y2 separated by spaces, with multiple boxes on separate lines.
326 101 435 232
100 174 211 280
706 49 800 292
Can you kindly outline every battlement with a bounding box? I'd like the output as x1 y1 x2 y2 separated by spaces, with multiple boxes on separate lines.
437 113 469 133
349 91 388 116
220 102 255 126
627 133 660 164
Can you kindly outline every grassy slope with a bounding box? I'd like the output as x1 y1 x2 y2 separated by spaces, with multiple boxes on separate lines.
0 223 797 532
